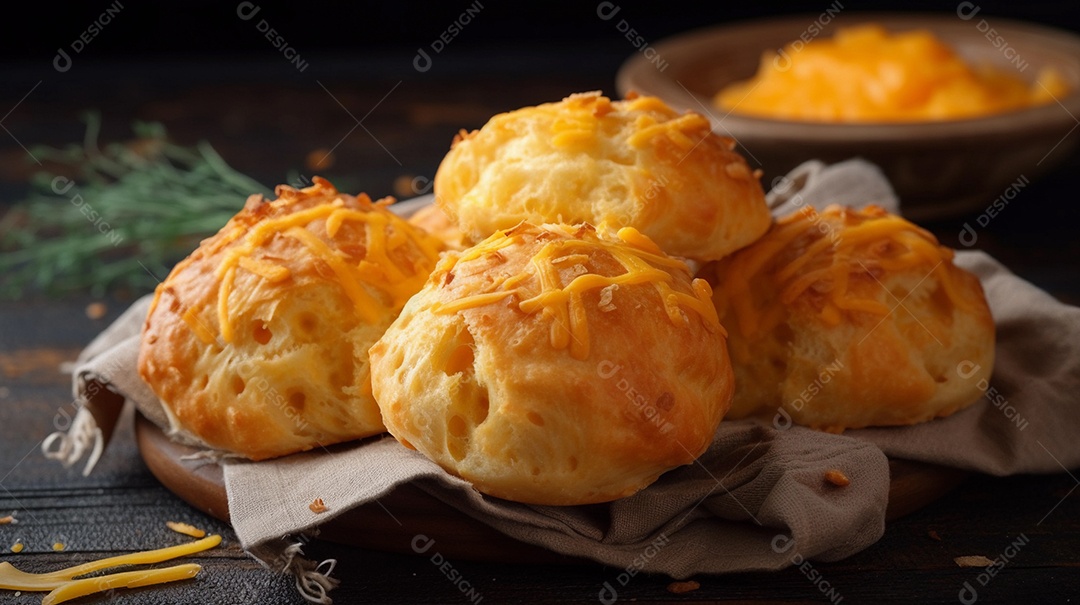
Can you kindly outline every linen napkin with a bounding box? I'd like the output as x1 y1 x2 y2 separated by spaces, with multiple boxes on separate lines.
44 159 1080 603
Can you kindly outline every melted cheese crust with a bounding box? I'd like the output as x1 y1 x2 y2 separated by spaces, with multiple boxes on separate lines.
708 204 996 431
162 184 443 343
715 204 982 341
433 223 720 360
139 177 447 461
369 221 734 505
433 91 772 262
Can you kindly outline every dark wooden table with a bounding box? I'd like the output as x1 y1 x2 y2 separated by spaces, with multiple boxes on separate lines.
3 31 1080 605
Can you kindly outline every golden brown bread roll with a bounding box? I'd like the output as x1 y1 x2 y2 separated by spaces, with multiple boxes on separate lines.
407 203 468 250
369 222 734 505
138 177 445 460
433 91 772 262
707 204 995 431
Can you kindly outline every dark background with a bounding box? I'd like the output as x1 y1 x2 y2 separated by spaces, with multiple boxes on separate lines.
2 0 1079 298
4 0 1080 58
3 0 1080 193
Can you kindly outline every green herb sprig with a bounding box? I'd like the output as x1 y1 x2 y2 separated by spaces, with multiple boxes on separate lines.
0 113 272 299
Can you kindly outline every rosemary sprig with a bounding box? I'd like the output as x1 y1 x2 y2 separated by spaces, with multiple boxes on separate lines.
0 113 273 299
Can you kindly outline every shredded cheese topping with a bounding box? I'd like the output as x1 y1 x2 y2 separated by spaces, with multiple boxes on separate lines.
0 535 220 596
153 179 443 343
549 92 611 148
165 522 206 539
433 225 720 360
547 92 712 152
715 24 1071 122
41 564 202 605
715 204 978 340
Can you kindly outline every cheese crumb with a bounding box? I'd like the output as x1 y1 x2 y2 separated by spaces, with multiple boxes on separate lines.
309 498 328 514
598 284 619 312
955 555 995 568
166 521 207 539
667 580 701 594
824 469 850 487
85 302 108 320
550 254 589 266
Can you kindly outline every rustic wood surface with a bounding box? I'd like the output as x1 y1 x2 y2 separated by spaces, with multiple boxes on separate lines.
3 36 1080 604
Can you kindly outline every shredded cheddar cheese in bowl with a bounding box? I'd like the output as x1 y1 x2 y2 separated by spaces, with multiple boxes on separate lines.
715 24 1070 122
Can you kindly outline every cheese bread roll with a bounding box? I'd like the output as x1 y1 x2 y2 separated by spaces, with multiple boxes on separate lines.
709 204 995 431
369 222 734 505
138 177 445 460
433 91 771 262
408 203 468 251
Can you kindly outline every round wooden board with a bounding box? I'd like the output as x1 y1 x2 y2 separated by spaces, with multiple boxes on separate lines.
135 413 967 563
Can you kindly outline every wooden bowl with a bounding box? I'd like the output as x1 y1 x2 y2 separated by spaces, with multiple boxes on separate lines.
616 13 1080 220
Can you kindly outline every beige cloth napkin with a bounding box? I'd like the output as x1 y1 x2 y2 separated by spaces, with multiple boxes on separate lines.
44 160 1080 602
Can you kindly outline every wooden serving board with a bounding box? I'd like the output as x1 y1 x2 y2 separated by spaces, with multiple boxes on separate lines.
135 413 967 563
